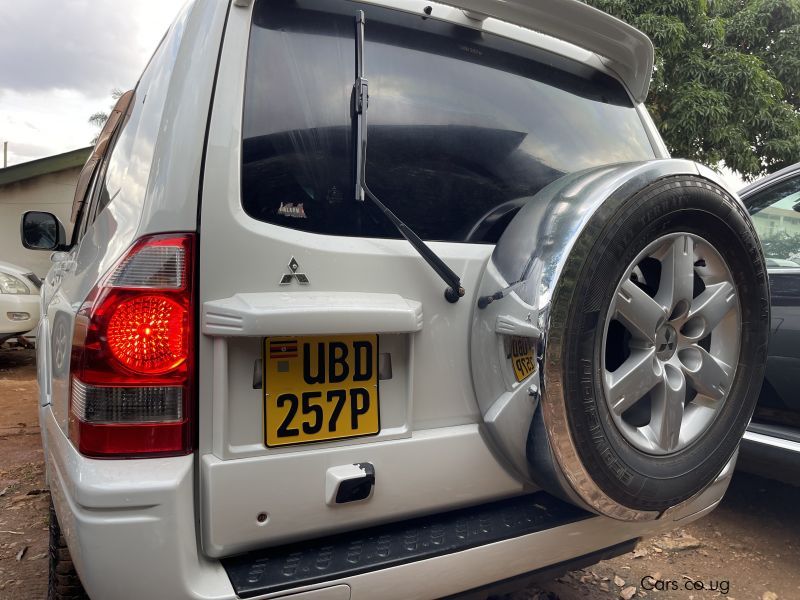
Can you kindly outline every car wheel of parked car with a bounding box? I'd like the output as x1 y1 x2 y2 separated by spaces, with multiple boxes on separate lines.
49 501 89 600
538 175 770 513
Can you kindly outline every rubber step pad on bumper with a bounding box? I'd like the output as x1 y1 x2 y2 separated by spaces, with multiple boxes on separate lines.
221 492 590 598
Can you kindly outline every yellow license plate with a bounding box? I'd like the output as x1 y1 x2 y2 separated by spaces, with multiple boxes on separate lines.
509 336 536 382
263 334 380 447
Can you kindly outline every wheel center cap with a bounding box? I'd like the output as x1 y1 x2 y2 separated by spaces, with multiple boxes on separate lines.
655 324 678 360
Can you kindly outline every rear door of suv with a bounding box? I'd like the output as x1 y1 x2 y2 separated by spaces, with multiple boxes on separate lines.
198 0 658 558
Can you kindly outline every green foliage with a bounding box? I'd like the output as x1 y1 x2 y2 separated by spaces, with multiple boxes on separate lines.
585 0 800 179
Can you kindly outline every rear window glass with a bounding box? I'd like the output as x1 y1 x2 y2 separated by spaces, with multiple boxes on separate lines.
242 0 655 243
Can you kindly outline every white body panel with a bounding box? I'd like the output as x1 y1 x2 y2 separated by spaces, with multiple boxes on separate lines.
201 425 524 556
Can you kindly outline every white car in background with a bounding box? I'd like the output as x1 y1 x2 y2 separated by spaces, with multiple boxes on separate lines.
0 260 40 345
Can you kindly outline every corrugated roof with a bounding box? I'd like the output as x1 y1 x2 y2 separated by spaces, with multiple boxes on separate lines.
0 146 92 187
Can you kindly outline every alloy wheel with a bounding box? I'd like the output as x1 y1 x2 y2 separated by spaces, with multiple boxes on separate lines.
602 232 741 455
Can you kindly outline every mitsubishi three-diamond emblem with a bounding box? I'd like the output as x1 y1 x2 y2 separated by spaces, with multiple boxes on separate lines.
279 257 310 285
658 327 675 353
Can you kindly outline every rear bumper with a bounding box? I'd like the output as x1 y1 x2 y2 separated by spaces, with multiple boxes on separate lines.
0 293 39 336
44 407 234 600
45 404 735 600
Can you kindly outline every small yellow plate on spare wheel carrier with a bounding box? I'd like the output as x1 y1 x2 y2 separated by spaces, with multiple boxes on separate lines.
509 336 536 382
263 334 380 447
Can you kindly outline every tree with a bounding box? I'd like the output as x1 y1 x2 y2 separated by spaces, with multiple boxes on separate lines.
585 0 800 179
88 88 124 143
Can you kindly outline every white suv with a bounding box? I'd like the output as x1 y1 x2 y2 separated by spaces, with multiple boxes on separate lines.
22 1 770 599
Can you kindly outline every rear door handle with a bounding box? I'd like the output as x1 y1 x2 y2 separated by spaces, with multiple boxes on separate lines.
203 292 424 337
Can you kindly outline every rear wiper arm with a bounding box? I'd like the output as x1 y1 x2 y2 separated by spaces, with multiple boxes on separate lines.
352 11 465 304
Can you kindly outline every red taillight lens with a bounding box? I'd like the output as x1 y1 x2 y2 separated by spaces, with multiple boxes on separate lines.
106 295 187 374
69 233 195 458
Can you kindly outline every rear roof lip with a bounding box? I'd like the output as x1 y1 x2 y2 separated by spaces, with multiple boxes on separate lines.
436 0 654 103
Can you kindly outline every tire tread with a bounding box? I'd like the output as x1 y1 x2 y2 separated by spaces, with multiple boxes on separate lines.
49 501 90 600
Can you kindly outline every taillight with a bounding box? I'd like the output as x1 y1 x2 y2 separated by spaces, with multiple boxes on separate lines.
69 233 195 458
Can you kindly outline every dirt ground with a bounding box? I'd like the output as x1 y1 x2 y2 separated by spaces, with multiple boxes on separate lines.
0 347 48 599
530 474 800 600
0 346 798 600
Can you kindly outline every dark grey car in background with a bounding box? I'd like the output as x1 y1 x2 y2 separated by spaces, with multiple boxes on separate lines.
739 163 800 484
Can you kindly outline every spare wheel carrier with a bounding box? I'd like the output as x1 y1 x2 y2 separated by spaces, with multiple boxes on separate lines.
470 159 770 522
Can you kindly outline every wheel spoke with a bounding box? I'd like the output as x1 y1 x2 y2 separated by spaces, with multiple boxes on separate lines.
685 281 736 339
606 348 661 415
655 235 695 312
649 365 686 452
614 279 667 343
679 346 733 401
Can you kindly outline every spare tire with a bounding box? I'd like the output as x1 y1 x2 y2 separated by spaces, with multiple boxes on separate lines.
470 160 769 521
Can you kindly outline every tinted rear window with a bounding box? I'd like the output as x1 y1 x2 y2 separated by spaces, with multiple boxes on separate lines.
242 0 655 243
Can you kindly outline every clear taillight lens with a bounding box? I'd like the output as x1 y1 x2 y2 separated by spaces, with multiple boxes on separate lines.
72 380 183 423
69 233 195 458
108 242 186 289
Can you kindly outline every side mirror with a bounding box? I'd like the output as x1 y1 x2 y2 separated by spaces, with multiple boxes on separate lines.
20 211 67 251
793 200 800 213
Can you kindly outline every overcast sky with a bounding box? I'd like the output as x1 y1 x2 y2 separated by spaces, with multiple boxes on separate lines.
0 0 185 166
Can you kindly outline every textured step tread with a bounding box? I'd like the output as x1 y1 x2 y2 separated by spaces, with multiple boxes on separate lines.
222 492 589 598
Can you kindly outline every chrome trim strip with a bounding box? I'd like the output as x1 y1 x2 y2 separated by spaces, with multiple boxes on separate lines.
743 430 800 453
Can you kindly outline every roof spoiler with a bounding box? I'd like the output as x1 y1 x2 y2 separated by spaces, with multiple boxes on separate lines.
440 0 654 103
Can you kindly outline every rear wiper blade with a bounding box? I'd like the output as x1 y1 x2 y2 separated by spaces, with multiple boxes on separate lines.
352 11 465 304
